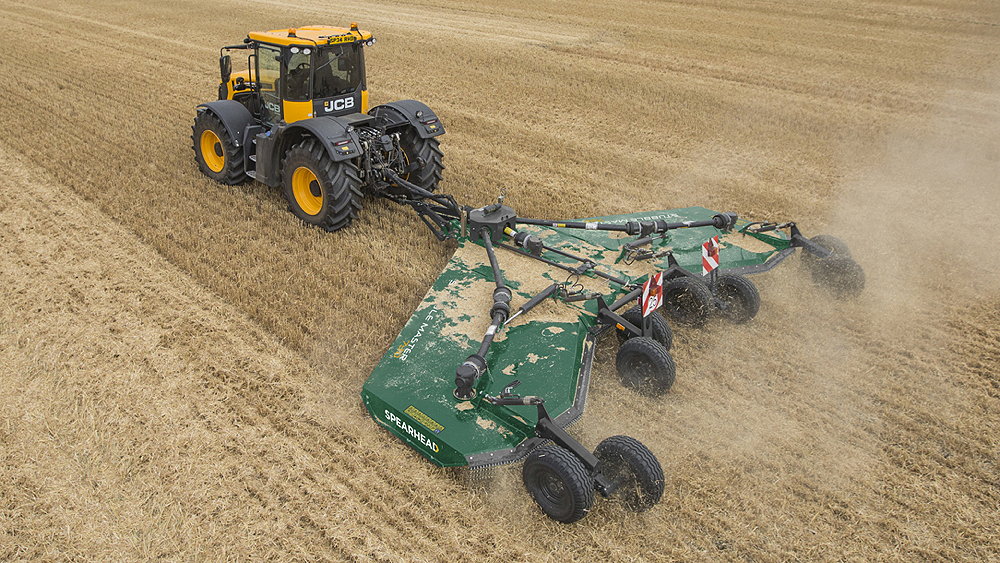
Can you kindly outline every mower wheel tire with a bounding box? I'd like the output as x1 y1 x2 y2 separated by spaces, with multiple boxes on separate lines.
522 445 595 524
715 273 760 323
398 129 444 192
801 234 851 267
281 139 362 232
192 111 248 185
594 435 665 512
811 255 866 299
616 305 673 351
662 276 713 327
615 337 676 396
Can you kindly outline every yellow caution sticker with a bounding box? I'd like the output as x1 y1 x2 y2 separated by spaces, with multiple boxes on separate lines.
405 405 444 434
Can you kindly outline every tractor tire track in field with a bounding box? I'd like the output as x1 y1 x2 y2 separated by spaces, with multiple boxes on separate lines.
0 144 539 560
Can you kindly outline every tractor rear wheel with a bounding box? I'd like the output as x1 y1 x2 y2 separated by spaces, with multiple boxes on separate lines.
281 139 362 232
594 435 664 512
522 445 594 524
616 305 673 351
615 337 676 396
715 273 761 323
192 111 248 185
398 129 444 192
662 276 713 327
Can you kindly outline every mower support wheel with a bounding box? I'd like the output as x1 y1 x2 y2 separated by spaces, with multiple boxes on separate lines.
594 435 664 512
800 235 864 298
191 111 248 185
801 234 851 267
662 276 713 327
616 305 673 351
714 273 761 323
522 445 595 524
615 337 676 396
281 139 363 232
811 255 866 298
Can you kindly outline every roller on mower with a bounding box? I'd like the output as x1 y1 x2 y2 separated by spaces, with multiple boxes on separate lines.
196 24 865 524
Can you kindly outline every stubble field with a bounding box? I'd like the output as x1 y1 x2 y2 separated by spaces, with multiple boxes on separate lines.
1 0 998 560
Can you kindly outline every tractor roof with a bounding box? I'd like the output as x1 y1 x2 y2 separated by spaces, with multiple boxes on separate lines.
247 25 373 47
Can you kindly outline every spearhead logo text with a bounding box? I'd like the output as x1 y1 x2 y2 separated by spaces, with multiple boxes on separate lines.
384 409 440 453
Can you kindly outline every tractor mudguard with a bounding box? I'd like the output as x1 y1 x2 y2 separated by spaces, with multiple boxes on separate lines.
251 115 366 187
276 115 364 165
196 100 252 149
370 100 445 138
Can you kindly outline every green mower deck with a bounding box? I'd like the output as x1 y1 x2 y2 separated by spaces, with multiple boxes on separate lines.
362 207 791 468
354 191 864 523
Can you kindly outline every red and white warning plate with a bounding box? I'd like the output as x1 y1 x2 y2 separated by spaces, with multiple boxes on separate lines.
702 236 720 275
641 272 664 317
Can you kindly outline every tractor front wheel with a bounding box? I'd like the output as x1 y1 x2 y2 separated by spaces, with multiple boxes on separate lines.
192 111 247 185
282 139 362 232
594 435 664 512
615 337 676 396
522 445 594 524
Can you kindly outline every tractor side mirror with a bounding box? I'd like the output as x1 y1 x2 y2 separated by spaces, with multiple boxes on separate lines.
220 54 232 84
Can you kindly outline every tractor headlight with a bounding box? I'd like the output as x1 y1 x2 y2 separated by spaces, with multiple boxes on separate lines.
290 46 300 53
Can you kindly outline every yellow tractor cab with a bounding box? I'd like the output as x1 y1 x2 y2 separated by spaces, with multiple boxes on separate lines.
221 25 375 124
194 24 445 232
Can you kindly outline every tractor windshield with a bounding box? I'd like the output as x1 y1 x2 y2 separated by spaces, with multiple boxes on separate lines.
313 43 363 98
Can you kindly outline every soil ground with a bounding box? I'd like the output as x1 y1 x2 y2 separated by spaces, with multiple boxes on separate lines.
1 0 998 560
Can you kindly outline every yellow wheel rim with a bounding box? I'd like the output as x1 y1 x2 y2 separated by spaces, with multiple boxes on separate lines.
291 166 323 216
200 130 225 173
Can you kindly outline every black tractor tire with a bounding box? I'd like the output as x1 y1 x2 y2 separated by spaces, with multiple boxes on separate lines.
191 111 248 185
714 273 761 323
662 276 713 327
281 139 362 232
811 255 866 299
616 305 673 351
801 234 851 267
594 435 665 512
522 445 595 524
615 337 676 396
398 129 444 192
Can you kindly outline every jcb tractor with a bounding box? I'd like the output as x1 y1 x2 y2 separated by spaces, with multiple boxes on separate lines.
193 24 445 232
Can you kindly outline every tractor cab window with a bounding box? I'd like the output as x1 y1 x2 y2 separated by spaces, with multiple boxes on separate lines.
284 48 312 101
313 44 362 99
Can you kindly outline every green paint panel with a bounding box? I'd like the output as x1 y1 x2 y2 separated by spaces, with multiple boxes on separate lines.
361 207 789 467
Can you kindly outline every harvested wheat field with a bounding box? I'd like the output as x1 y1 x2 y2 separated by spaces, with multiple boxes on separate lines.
1 0 998 560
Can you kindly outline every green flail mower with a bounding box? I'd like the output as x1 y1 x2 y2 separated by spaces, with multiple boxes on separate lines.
361 171 864 523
